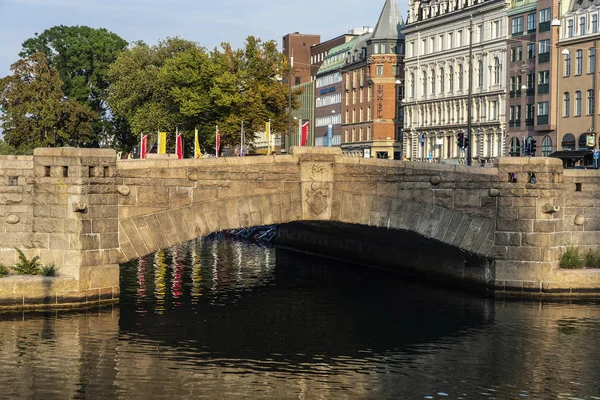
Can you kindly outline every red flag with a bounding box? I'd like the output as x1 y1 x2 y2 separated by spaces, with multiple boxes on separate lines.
176 133 183 159
301 122 309 146
216 127 221 158
141 134 148 159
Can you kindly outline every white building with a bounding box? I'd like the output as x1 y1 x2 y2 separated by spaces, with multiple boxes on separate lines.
403 0 508 163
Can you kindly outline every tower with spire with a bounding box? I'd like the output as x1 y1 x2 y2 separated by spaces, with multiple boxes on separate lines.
339 0 406 159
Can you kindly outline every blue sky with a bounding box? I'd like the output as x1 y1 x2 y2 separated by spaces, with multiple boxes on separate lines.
0 0 409 77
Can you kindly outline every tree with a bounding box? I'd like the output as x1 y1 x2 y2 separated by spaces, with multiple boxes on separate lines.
0 53 97 152
107 36 296 155
20 25 128 116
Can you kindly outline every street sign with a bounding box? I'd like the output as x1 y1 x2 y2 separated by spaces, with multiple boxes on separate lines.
428 152 433 161
594 149 599 160
420 134 425 147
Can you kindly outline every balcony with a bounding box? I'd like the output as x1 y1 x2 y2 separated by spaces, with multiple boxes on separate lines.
538 84 549 95
539 53 550 63
539 21 551 32
526 88 534 97
525 118 534 126
537 115 549 125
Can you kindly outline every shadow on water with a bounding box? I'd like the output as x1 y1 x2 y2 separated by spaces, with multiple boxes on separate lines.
118 238 494 365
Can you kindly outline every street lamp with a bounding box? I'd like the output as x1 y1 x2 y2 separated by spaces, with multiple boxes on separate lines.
328 109 336 147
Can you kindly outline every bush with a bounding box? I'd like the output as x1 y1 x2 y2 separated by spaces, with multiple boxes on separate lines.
12 248 42 275
560 246 584 269
584 250 600 269
40 264 58 277
0 264 8 277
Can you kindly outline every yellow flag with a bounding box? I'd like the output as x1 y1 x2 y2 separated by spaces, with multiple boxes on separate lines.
158 132 167 154
265 121 271 155
195 129 202 158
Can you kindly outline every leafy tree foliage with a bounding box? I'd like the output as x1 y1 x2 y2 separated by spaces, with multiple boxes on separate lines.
108 36 296 153
0 53 97 152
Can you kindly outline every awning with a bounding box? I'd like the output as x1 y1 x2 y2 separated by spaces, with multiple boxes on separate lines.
549 150 593 159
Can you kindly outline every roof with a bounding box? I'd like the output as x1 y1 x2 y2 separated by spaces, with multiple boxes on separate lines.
316 37 359 75
549 150 594 159
371 0 405 41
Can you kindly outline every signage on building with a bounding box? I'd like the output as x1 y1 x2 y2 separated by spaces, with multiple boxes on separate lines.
587 133 596 148
364 149 371 158
319 87 336 95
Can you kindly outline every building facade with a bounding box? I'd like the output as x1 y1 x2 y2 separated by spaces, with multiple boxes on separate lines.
340 0 406 159
557 0 600 158
282 33 321 86
403 0 508 163
505 0 563 158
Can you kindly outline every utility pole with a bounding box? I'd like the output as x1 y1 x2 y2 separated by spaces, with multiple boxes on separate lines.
467 15 474 166
286 56 294 154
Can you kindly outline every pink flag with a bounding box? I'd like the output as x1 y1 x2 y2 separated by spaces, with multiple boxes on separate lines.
141 134 148 159
176 133 183 159
301 122 309 146
216 126 221 158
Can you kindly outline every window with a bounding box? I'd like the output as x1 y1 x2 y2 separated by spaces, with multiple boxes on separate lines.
567 20 574 38
377 65 384 75
537 101 549 125
448 33 454 49
577 49 583 75
588 90 595 115
458 64 464 90
457 30 462 47
542 136 553 157
580 17 587 35
511 46 523 62
410 73 415 97
440 68 445 93
526 104 535 126
527 43 536 59
422 71 427 95
510 137 521 157
431 69 436 94
449 66 454 91
526 73 534 96
593 15 599 33
374 43 381 54
295 77 301 85
538 70 549 94
538 40 550 63
590 49 596 73
564 92 571 117
493 21 500 39
493 58 500 85
512 16 524 35
564 52 571 76
576 91 582 116
527 13 536 32
478 60 483 87
539 8 551 32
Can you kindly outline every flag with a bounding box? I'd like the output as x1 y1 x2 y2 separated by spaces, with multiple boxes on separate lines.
194 128 202 158
140 134 148 159
265 120 271 155
216 125 221 158
176 131 183 159
301 122 309 146
240 122 245 157
158 131 167 154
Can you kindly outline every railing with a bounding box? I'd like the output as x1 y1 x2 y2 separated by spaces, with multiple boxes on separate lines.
539 53 550 63
538 84 549 94
537 115 549 125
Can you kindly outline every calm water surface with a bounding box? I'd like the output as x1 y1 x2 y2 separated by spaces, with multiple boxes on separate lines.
1 238 600 399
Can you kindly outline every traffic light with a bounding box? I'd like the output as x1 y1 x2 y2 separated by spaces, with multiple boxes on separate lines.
530 138 537 156
464 135 469 149
457 131 464 149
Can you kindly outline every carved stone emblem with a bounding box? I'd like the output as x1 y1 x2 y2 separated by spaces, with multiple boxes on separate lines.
305 164 330 215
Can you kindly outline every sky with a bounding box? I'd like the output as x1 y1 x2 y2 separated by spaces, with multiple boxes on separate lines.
0 0 409 77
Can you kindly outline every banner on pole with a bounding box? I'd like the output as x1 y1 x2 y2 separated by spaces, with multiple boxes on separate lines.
194 129 201 158
176 133 183 159
158 132 167 154
216 126 221 158
301 122 309 147
140 135 148 159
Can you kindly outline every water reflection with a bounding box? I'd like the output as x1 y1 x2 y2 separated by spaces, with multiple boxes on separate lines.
0 238 599 399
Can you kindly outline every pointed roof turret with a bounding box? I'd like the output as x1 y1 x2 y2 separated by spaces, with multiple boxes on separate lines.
371 0 405 41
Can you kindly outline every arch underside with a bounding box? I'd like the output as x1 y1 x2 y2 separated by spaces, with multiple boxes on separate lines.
118 191 496 264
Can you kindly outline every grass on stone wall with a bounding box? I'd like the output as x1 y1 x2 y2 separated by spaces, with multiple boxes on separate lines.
560 246 600 269
12 248 42 275
40 264 58 277
0 264 8 277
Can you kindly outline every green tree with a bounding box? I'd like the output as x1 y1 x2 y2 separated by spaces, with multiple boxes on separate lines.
108 36 296 155
0 53 97 152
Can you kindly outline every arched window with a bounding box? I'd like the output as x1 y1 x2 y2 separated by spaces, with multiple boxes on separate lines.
561 133 576 150
440 67 445 93
510 137 521 157
478 60 484 87
564 92 570 117
449 66 454 91
410 73 415 97
493 57 500 85
588 89 595 115
431 69 436 94
579 133 588 149
458 64 464 90
542 135 553 156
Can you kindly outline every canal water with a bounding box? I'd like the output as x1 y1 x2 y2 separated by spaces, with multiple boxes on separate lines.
1 238 600 399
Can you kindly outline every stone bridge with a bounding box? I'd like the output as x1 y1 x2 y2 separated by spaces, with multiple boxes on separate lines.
0 147 599 309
